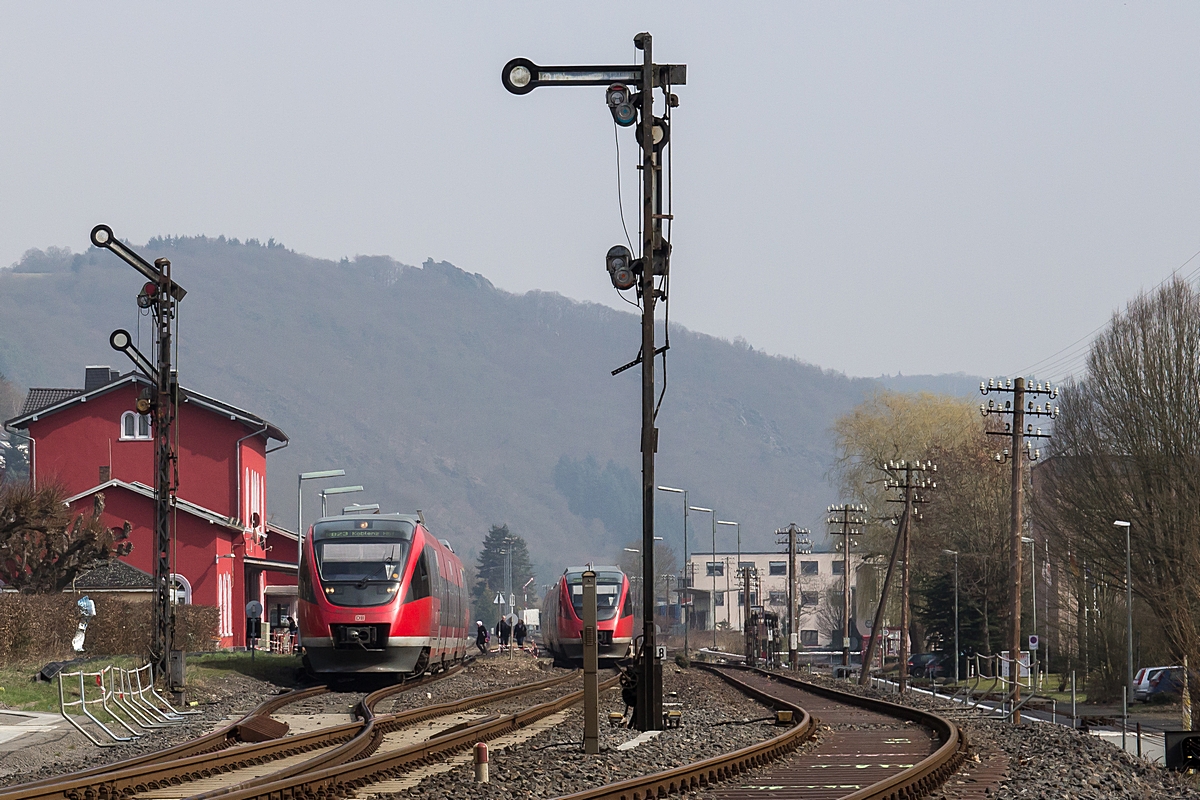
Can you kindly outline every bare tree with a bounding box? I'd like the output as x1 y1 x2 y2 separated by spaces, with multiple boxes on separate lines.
0 485 132 593
1041 277 1200 717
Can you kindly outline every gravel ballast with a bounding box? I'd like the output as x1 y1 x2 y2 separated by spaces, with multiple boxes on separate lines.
394 665 782 800
798 673 1200 800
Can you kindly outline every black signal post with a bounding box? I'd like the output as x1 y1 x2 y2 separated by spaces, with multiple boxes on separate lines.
503 34 685 731
92 225 184 688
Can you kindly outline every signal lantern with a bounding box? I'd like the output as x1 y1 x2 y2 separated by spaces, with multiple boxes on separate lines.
606 245 637 290
136 281 158 309
606 84 637 127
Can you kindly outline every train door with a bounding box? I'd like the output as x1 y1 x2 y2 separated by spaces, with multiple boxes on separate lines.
425 545 444 664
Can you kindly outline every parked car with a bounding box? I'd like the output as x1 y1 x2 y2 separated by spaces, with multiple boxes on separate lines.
907 652 949 679
1136 665 1182 702
1146 666 1185 702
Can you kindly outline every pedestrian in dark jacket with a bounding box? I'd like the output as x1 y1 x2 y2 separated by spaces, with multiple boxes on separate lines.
498 617 512 648
514 619 527 649
475 621 488 655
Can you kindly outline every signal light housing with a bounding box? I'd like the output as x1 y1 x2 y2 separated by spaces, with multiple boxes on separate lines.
606 84 637 127
606 245 637 290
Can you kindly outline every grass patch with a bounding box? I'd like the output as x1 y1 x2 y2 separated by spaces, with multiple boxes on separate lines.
186 652 302 690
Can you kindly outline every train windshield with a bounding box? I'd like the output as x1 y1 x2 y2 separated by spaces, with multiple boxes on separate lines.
311 519 415 584
565 571 624 620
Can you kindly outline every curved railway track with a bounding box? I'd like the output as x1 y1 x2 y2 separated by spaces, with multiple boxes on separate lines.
0 666 458 800
1 665 597 800
9 663 969 800
552 665 967 800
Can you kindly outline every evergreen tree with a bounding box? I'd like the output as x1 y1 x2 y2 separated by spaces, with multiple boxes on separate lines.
471 524 535 625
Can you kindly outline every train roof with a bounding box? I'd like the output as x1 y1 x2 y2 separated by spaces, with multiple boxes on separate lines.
314 512 421 524
562 565 624 575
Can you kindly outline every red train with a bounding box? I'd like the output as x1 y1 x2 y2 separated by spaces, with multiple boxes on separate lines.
298 513 470 676
539 566 634 663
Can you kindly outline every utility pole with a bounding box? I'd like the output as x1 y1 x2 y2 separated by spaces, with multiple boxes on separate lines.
775 524 808 671
92 225 186 688
827 504 866 668
981 377 1056 723
503 35 685 732
859 460 937 690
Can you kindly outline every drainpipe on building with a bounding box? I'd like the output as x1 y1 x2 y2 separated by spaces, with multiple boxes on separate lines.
234 423 269 529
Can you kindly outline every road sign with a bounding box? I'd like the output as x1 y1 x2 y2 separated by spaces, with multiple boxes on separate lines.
1029 635 1039 651
245 600 262 619
494 592 504 605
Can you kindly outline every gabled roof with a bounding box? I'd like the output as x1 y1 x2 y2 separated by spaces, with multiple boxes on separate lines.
64 479 245 531
71 559 154 590
20 388 82 416
5 372 287 444
266 522 298 541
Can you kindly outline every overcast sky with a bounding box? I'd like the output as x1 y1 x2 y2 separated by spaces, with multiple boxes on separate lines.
3 3 1199 380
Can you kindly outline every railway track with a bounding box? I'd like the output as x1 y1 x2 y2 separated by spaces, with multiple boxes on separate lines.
551 665 967 800
10 663 970 800
0 666 457 800
1 665 599 800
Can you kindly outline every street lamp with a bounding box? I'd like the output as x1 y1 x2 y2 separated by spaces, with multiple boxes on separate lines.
690 506 717 649
657 486 689 654
298 469 346 545
1022 535 1037 687
1115 520 1133 704
624 539 663 620
320 485 364 516
943 549 959 684
718 521 740 630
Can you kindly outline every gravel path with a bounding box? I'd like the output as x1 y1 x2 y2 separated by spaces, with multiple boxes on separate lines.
394 666 780 800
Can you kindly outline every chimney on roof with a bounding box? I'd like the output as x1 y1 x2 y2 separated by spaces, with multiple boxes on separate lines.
85 366 114 392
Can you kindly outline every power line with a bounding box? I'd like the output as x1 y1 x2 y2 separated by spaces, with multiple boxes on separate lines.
1017 244 1200 378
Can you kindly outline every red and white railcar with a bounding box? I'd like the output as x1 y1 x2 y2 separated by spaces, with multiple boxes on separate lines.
539 566 634 663
298 513 469 676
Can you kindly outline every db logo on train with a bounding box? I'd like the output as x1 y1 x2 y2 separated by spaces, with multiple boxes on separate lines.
355 614 367 622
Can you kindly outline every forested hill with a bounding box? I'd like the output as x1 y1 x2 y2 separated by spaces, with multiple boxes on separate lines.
0 237 956 576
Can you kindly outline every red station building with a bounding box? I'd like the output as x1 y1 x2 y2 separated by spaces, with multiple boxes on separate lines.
4 366 297 648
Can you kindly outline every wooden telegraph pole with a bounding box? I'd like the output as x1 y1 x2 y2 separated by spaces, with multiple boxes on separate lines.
827 504 866 669
859 461 937 690
980 377 1057 723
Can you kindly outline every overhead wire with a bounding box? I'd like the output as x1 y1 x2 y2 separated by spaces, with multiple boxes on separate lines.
613 120 642 312
655 81 672 421
1017 243 1200 381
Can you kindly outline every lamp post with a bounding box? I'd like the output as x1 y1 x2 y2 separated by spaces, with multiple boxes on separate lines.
320 485 364 516
690 506 716 648
298 469 346 544
1022 535 1037 687
657 486 688 654
1115 520 1133 699
943 549 959 684
718 520 740 630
